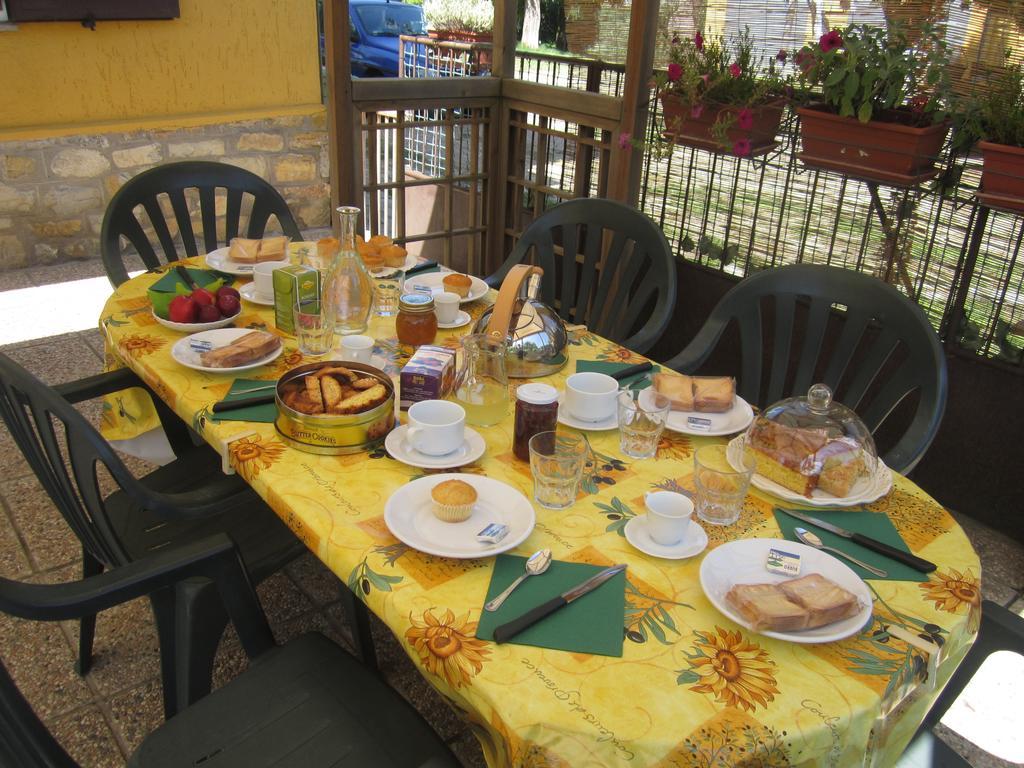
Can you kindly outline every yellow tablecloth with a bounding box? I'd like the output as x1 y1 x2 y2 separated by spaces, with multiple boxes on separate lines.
101 260 981 768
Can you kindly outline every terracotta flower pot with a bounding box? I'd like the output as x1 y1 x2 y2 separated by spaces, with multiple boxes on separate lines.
660 93 785 156
429 30 493 71
977 141 1024 213
797 104 950 185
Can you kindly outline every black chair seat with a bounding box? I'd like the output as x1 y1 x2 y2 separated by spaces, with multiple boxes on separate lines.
129 632 459 768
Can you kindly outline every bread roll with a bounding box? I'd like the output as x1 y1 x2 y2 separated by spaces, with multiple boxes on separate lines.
443 273 472 298
381 244 407 268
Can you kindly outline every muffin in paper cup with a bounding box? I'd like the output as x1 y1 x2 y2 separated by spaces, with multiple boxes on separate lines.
430 479 478 522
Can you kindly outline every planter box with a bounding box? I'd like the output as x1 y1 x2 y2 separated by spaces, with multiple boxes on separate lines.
660 94 784 156
429 30 493 71
797 105 950 186
977 141 1024 214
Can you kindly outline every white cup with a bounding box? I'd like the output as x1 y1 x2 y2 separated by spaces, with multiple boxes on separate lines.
644 491 694 546
253 262 277 300
435 291 461 324
339 334 374 363
564 372 618 422
406 400 465 456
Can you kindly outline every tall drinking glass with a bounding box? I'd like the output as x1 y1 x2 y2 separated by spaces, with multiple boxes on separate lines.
293 298 335 356
693 444 755 526
617 390 671 459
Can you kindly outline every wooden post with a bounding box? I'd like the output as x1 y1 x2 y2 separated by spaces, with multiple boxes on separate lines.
485 0 518 274
325 0 361 229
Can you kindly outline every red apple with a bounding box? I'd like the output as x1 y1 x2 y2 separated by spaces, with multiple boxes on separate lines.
217 294 241 317
197 304 222 323
168 295 198 324
216 285 240 302
191 287 216 307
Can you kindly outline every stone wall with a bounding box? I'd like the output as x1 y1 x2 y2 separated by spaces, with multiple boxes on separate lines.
0 111 331 271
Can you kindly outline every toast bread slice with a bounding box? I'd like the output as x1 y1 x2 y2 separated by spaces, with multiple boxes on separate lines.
653 373 694 411
726 583 807 632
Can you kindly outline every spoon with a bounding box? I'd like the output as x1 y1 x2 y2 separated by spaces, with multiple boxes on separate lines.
794 527 888 578
485 549 552 612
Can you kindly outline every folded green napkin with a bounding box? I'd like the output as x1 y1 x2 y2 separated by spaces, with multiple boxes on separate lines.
576 359 660 390
149 266 228 292
476 555 625 657
773 508 923 581
209 378 278 424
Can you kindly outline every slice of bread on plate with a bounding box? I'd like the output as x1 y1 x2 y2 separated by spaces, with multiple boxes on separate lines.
653 373 694 411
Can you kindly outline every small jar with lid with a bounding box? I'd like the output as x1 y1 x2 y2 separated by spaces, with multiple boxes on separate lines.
396 293 438 347
513 383 559 461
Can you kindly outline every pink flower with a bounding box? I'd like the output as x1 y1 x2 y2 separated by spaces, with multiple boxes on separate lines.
690 104 705 119
736 108 754 130
819 30 843 53
729 63 742 78
733 138 752 157
694 32 704 51
776 49 787 62
618 132 632 150
700 73 710 85
667 62 682 82
794 49 813 72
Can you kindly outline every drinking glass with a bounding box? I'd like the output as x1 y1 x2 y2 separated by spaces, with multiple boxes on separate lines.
693 444 755 526
617 390 671 459
293 298 335 356
528 431 586 509
370 265 405 316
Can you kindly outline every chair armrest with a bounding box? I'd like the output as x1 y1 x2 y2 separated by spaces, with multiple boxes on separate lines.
0 534 275 660
139 476 264 521
660 314 731 374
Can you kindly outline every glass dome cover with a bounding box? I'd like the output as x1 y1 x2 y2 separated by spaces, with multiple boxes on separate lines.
742 383 876 499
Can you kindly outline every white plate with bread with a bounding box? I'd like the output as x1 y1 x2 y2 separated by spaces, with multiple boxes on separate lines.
700 538 872 643
652 373 754 436
172 329 283 373
726 435 893 507
205 241 290 276
405 271 488 304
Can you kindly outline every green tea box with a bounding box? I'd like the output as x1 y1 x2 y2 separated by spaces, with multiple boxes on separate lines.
273 265 321 334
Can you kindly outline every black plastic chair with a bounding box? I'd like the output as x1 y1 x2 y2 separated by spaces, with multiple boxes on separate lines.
898 600 1024 767
0 534 460 768
663 264 947 473
100 160 303 287
486 198 677 354
0 353 304 717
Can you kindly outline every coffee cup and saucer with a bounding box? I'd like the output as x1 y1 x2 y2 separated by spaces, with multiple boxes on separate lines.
624 491 709 559
385 400 486 469
556 372 619 431
435 292 471 329
240 262 277 306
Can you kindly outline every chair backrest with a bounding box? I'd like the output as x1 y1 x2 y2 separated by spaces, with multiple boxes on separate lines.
487 198 677 354
0 354 149 568
100 161 303 287
667 264 948 473
0 659 78 768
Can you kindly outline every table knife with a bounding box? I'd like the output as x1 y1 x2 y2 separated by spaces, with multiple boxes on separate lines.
609 362 653 382
778 508 936 573
175 265 198 290
492 563 626 644
211 393 276 413
404 260 439 278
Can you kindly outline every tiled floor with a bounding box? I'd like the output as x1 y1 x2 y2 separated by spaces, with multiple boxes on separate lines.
0 259 1021 767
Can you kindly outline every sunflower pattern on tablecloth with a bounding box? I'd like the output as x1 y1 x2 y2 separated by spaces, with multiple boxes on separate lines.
228 435 287 482
405 608 490 689
919 568 981 613
593 344 646 364
677 627 780 713
117 333 166 359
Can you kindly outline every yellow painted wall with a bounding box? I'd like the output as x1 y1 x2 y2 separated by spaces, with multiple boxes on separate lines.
0 0 321 136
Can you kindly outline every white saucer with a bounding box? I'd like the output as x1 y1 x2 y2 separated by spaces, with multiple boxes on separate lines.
239 283 274 306
624 516 709 560
436 310 471 329
556 393 617 431
385 425 486 469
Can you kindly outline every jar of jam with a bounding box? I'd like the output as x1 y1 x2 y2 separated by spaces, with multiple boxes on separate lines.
396 293 437 347
513 383 559 461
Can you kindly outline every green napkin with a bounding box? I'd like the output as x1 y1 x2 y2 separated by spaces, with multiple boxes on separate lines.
773 508 923 581
576 359 660 390
476 555 625 657
149 267 228 292
209 378 278 424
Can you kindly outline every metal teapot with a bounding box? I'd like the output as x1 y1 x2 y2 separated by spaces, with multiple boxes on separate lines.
473 264 568 378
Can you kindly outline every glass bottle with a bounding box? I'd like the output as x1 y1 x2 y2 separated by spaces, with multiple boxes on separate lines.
324 206 373 335
453 334 510 427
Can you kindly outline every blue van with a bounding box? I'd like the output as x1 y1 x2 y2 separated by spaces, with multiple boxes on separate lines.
349 0 428 77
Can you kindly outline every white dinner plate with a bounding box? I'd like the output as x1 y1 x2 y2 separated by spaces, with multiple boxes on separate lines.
152 308 239 333
384 474 535 559
171 328 283 373
555 392 617 431
385 425 486 469
404 272 489 304
726 435 893 507
205 246 289 276
699 537 873 644
624 516 709 560
239 283 274 306
659 391 755 437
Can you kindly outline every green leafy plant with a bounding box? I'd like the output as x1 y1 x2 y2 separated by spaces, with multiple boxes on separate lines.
952 56 1024 151
423 0 492 33
794 23 952 126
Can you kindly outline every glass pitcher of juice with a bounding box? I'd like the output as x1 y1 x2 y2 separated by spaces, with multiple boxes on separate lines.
453 334 509 426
